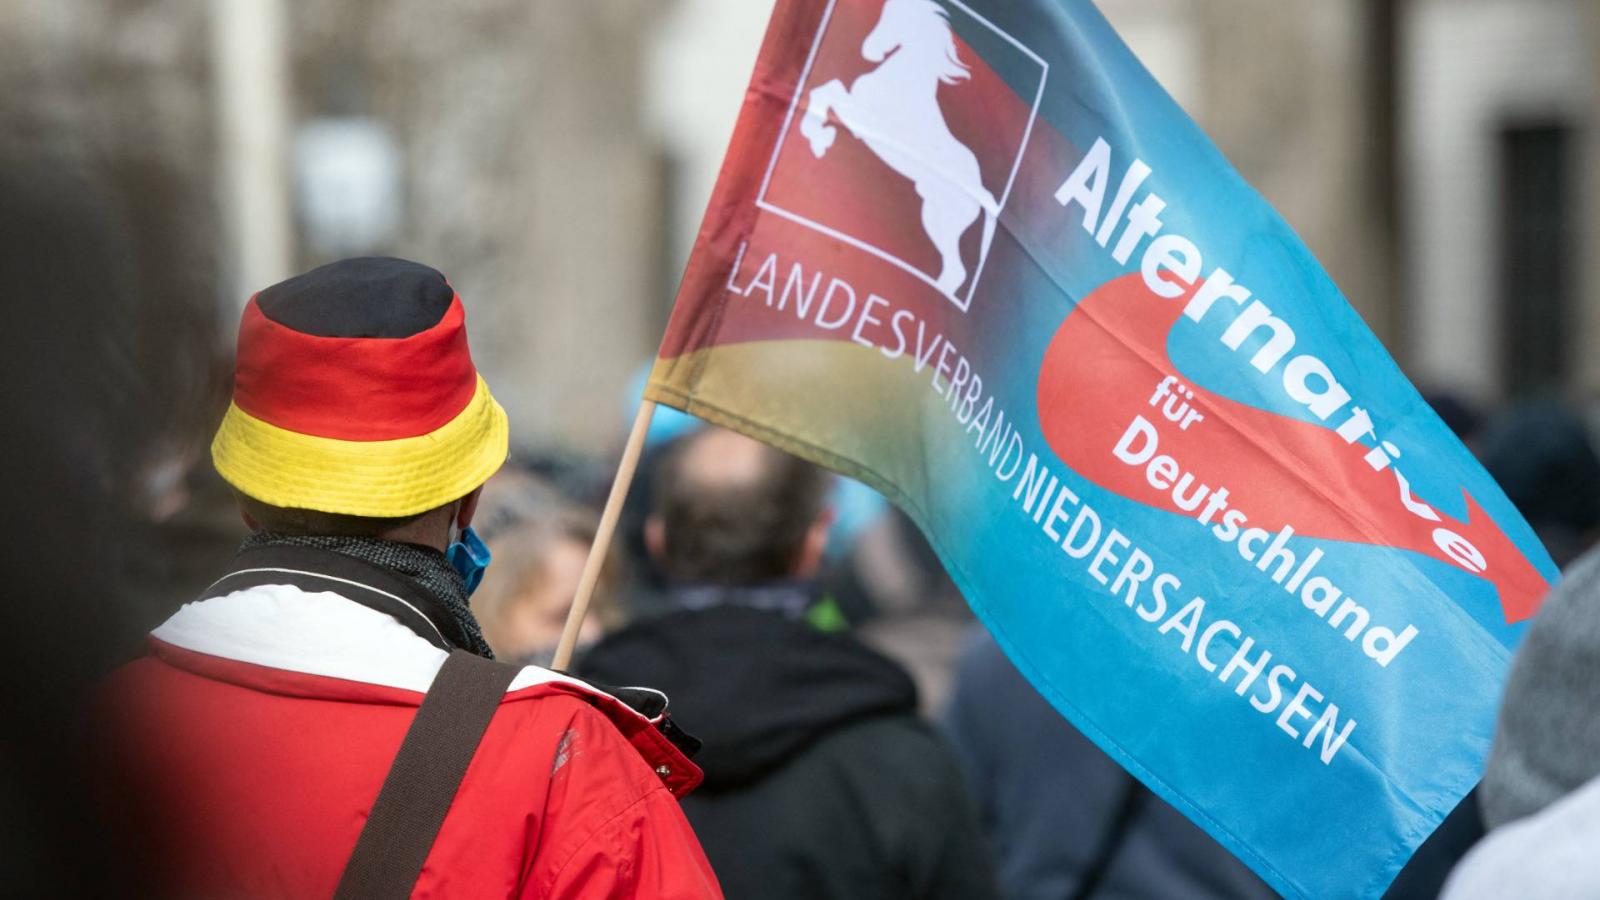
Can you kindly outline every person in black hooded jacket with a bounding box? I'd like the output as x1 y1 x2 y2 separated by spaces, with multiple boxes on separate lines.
579 426 998 900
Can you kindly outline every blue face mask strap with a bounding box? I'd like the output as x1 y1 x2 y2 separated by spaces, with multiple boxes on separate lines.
446 525 492 596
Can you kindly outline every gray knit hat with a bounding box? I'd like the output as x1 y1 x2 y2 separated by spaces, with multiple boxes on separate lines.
1480 547 1600 828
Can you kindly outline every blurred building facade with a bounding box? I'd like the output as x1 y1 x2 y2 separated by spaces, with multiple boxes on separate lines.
1104 0 1600 406
287 1 668 451
2 0 669 456
3 0 1599 461
1400 0 1597 401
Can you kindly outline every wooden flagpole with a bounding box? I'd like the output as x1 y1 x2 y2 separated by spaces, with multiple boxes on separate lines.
552 399 658 670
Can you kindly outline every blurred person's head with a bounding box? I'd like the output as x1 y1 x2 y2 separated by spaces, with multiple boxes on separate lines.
0 143 185 897
472 506 619 665
1478 399 1600 568
214 257 508 553
647 426 833 585
1423 389 1485 450
1481 546 1600 828
469 467 619 663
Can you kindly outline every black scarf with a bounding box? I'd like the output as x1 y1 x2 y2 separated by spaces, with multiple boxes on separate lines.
239 531 494 658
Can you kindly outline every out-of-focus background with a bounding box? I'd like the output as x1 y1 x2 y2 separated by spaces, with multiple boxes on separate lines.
5 0 1600 893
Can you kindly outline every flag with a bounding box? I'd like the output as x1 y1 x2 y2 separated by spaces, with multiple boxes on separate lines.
646 1 1557 896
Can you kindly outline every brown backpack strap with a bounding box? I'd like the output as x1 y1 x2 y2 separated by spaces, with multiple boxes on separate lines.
333 650 520 900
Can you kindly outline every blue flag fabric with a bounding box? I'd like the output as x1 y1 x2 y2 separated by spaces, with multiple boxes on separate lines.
646 2 1558 895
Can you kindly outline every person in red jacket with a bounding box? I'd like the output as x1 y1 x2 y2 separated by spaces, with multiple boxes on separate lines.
101 257 722 899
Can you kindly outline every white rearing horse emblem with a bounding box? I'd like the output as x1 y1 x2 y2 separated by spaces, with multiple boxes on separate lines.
800 0 999 299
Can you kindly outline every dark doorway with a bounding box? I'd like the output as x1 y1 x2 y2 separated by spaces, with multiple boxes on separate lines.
1498 122 1573 396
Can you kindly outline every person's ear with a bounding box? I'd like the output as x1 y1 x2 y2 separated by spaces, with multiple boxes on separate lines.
236 496 259 531
457 487 483 530
645 516 666 563
793 508 836 579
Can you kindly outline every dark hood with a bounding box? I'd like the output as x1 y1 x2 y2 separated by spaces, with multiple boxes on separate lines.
577 600 918 790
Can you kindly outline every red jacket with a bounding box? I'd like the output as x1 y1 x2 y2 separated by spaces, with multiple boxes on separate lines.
102 578 723 899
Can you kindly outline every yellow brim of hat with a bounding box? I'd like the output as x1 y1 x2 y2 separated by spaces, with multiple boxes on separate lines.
211 375 509 518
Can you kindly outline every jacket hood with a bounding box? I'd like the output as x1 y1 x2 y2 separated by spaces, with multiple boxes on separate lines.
147 579 707 795
577 599 918 789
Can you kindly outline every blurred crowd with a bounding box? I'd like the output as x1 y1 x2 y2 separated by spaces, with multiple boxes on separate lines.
459 385 1600 899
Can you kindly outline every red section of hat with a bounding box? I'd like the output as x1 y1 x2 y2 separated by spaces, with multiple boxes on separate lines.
231 293 480 441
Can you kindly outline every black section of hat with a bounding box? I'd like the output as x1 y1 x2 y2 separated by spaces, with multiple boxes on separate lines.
255 256 455 339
